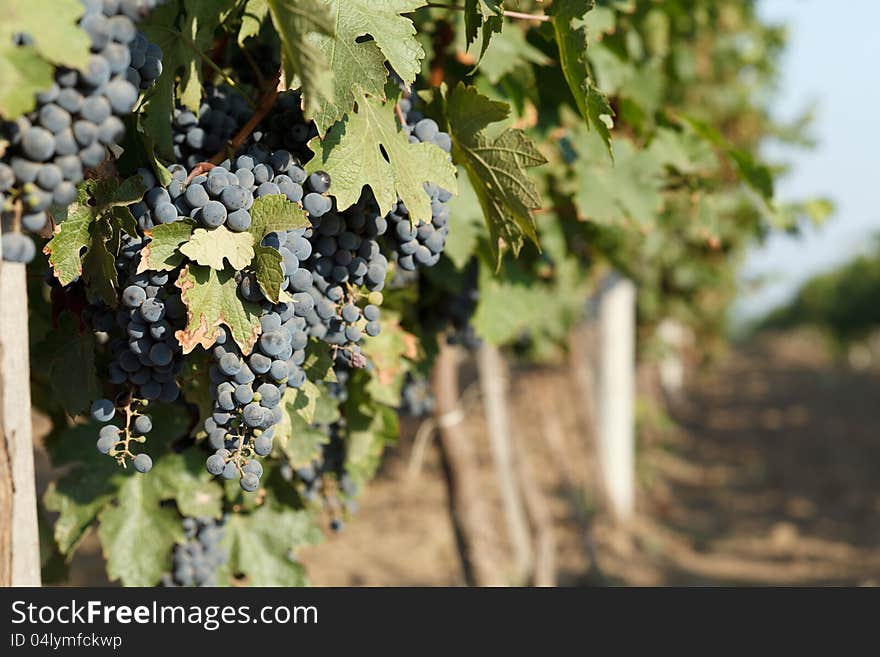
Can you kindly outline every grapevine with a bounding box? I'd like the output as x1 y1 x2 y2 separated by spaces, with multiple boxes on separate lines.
0 0 821 588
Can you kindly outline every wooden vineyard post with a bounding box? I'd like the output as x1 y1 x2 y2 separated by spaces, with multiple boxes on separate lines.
0 257 41 586
596 275 636 523
432 343 505 586
477 343 533 584
657 318 686 402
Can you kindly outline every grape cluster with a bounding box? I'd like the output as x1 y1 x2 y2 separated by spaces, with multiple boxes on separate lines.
445 257 481 349
399 373 435 418
172 86 253 168
92 397 155 473
287 423 358 533
381 100 452 272
162 516 227 587
256 91 319 161
0 0 164 262
203 305 309 492
300 188 389 366
107 232 185 403
126 31 163 90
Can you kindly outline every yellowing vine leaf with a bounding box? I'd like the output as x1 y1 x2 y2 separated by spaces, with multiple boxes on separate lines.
175 265 263 355
137 220 195 273
179 225 255 271
308 89 457 221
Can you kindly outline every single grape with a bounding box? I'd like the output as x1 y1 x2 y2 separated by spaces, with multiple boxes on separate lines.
133 453 153 473
91 398 116 422
133 415 153 434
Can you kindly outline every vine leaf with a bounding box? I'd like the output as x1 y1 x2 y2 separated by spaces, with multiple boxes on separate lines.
81 227 118 307
155 452 224 520
550 0 614 155
265 0 335 120
443 83 547 266
44 176 148 292
0 0 90 115
361 311 416 406
97 472 183 587
44 204 92 285
0 0 91 67
32 312 101 417
141 0 239 158
252 245 285 303
220 506 322 586
137 220 196 273
571 129 665 225
175 265 263 355
308 88 457 221
248 194 310 239
464 0 504 61
343 400 398 488
281 411 330 467
302 348 336 382
239 0 269 45
308 0 426 131
180 225 255 271
0 47 53 118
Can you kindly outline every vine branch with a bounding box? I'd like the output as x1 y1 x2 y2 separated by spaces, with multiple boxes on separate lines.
210 67 283 165
424 3 551 22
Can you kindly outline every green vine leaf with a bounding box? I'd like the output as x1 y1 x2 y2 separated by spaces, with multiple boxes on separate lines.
464 0 503 61
308 0 426 131
266 0 335 120
97 473 183 587
32 312 101 417
248 194 311 239
0 46 53 118
81 227 118 307
361 312 415 407
252 245 285 304
175 264 263 355
0 0 91 67
308 88 457 221
570 129 665 225
44 204 92 286
180 225 256 271
155 452 224 520
141 0 239 158
239 0 269 45
220 506 322 586
443 83 547 266
0 0 91 115
550 0 614 156
137 220 196 273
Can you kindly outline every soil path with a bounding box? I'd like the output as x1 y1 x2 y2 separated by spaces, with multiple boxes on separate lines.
300 333 880 586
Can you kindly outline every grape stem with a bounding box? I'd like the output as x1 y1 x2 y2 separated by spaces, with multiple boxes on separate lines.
394 102 407 126
210 67 283 165
11 199 22 233
186 162 216 183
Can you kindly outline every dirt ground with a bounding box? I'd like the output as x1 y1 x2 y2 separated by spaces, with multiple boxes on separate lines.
298 331 880 586
43 330 880 586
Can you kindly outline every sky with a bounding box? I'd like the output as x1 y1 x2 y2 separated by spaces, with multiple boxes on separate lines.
733 0 880 322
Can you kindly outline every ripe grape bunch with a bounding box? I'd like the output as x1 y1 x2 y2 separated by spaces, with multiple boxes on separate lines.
92 396 156 474
70 71 456 494
0 0 166 263
162 516 227 587
382 97 452 272
171 85 253 169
